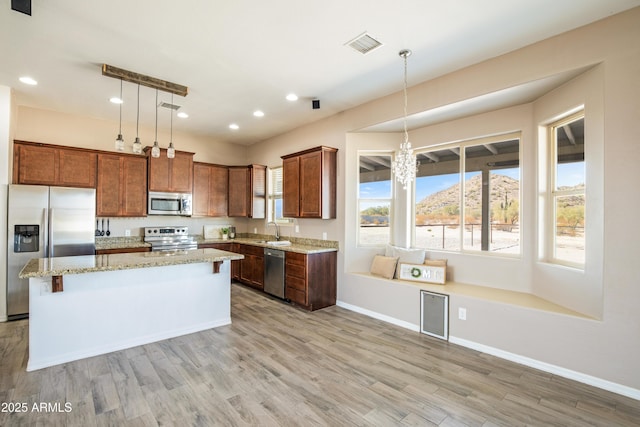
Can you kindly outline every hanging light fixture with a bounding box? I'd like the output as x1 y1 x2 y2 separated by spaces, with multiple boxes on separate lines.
391 49 419 190
151 89 161 158
132 84 143 154
114 79 125 152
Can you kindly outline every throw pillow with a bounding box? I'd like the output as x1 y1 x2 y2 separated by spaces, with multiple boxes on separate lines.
385 244 426 278
370 255 399 280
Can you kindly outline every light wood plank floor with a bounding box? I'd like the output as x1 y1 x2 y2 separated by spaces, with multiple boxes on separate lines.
1 283 639 426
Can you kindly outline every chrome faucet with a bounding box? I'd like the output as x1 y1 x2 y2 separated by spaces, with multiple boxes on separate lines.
267 221 280 241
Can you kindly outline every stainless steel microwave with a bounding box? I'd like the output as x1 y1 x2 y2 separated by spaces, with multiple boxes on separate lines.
148 192 192 216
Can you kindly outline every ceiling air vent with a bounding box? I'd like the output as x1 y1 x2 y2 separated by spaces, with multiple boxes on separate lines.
159 101 181 110
345 32 383 54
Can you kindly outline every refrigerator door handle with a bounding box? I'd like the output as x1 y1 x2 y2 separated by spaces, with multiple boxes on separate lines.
48 207 54 258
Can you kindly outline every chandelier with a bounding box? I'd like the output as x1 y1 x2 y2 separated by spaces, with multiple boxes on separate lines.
391 49 419 190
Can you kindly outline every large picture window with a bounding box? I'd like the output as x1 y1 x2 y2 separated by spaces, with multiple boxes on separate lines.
358 153 392 246
549 113 585 266
414 134 520 255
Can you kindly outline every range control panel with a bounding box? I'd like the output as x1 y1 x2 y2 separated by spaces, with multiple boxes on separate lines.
144 226 189 237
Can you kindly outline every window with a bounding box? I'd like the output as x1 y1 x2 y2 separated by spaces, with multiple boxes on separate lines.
358 153 392 246
414 134 520 255
268 167 292 224
549 113 585 266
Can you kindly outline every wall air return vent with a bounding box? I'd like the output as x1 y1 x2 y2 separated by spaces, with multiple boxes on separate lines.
345 32 383 54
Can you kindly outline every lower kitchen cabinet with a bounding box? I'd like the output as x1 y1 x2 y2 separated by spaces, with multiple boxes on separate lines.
197 242 232 250
238 244 264 290
285 251 336 311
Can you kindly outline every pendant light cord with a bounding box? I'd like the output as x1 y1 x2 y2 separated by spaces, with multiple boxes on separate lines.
118 79 123 134
401 50 410 143
154 89 158 141
136 84 140 138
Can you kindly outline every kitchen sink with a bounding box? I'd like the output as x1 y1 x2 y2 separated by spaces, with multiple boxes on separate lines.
254 240 291 246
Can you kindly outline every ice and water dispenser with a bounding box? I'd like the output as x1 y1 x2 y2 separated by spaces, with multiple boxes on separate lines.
14 225 39 253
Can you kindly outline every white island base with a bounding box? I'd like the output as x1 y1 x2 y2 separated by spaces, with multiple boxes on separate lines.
27 260 232 371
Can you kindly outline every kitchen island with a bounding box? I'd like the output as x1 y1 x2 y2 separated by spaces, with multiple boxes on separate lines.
19 248 243 371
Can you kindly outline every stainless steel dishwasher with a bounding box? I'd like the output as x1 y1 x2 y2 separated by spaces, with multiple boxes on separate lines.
264 248 285 298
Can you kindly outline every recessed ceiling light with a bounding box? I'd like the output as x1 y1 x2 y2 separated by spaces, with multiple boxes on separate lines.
177 112 189 118
109 97 123 104
253 110 264 117
286 93 298 101
229 123 239 130
19 76 37 85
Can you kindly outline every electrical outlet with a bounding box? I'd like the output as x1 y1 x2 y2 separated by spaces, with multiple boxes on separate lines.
125 229 131 237
458 307 467 320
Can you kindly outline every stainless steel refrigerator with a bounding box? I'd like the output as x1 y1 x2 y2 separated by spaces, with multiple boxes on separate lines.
7 184 96 319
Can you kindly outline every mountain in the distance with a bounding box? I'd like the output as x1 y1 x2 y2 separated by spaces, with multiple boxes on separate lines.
416 174 519 217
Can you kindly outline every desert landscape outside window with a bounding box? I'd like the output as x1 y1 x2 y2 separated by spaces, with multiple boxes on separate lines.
413 134 521 255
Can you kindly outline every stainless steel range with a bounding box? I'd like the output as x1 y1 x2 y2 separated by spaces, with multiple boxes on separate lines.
144 226 198 252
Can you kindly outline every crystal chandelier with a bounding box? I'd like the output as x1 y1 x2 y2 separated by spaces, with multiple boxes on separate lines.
392 49 419 190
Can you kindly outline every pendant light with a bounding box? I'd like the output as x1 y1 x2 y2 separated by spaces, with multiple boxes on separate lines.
391 49 419 190
132 84 142 154
167 93 176 159
114 79 125 152
151 89 161 158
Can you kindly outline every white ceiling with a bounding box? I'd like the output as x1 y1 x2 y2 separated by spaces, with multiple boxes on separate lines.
1 1 639 145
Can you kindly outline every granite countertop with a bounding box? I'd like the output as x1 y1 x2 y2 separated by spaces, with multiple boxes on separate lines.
95 234 339 254
19 248 244 279
197 236 339 254
95 237 151 251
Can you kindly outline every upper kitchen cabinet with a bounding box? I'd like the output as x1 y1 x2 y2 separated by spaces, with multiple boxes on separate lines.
13 141 97 188
97 153 147 217
145 148 194 193
228 165 266 218
281 146 337 219
193 162 228 217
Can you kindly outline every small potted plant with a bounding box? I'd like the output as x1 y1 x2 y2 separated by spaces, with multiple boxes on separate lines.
220 227 229 240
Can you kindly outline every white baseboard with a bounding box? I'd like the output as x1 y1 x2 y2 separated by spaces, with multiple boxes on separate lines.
336 300 419 332
336 299 640 401
449 336 640 401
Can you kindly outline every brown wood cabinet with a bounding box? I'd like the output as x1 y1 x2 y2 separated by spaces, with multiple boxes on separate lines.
285 251 336 311
227 165 266 218
237 244 264 290
97 153 147 217
193 162 228 217
281 146 337 219
13 141 97 188
146 148 194 193
95 247 151 255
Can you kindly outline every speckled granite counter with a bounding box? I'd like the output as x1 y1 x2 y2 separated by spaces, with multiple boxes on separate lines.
196 235 339 254
19 248 243 279
95 236 151 251
94 235 338 254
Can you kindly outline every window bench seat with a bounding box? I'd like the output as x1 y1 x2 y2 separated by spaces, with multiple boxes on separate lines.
345 272 591 320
